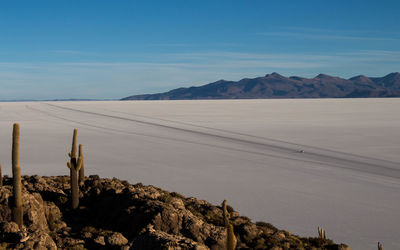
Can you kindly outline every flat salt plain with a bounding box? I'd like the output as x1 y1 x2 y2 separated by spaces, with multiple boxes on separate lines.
0 99 400 249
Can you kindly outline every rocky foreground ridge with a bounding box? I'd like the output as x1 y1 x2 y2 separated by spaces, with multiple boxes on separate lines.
0 175 350 250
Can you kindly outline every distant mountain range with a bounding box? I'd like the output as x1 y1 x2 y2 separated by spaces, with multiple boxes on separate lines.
121 72 400 100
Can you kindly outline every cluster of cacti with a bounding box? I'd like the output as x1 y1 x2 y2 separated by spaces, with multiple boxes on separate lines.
1 124 87 225
67 129 84 209
378 241 383 250
222 200 237 250
318 226 326 240
12 123 23 228
1 124 87 230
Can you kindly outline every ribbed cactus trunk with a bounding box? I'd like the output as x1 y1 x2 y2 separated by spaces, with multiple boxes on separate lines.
70 164 79 209
67 129 83 209
12 123 23 227
0 162 2 187
222 200 237 250
222 200 229 227
227 224 236 250
78 144 85 184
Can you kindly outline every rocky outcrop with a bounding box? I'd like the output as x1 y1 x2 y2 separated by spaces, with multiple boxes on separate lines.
0 175 350 249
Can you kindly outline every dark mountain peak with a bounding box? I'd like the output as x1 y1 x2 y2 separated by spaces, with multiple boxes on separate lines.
206 79 227 86
371 72 400 88
349 75 370 81
383 72 400 79
213 79 227 84
265 72 285 79
314 73 334 79
122 73 400 100
349 75 375 86
289 76 307 81
349 74 367 79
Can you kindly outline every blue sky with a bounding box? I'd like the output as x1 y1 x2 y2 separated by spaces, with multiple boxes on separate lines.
0 0 399 100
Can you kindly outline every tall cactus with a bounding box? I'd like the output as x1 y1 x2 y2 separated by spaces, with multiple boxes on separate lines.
318 226 326 240
12 123 23 227
0 162 2 187
78 144 85 183
67 129 83 209
222 200 237 250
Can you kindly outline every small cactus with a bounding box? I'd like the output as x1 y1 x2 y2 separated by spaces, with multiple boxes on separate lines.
222 200 230 227
12 123 23 227
378 241 383 250
222 200 237 250
318 226 326 240
67 129 83 209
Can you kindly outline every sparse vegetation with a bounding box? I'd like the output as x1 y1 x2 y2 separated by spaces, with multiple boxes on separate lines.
0 124 351 249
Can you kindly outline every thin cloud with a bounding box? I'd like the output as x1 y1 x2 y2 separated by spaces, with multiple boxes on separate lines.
257 31 400 42
0 49 399 99
148 42 239 47
256 27 400 42
49 50 87 55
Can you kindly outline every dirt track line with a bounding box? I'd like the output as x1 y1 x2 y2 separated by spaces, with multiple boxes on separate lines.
44 102 400 179
28 104 335 167
102 107 400 167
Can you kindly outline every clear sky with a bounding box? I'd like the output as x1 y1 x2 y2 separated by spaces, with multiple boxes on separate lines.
0 0 399 100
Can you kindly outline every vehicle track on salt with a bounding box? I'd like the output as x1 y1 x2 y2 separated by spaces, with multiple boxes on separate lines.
27 104 331 168
43 102 400 179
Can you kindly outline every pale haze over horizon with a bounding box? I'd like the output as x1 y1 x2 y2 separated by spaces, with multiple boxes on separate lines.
1 0 400 100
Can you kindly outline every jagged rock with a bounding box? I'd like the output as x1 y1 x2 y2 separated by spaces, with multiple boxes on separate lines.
0 186 12 204
22 192 49 231
0 221 22 243
82 231 92 239
22 230 57 250
238 222 261 241
94 235 106 246
273 231 286 241
0 175 350 250
132 225 209 250
337 244 352 250
107 232 128 246
44 201 63 231
0 222 56 249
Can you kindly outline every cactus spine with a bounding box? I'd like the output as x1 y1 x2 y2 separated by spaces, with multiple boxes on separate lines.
378 241 383 250
67 129 83 209
222 200 237 250
318 226 326 240
78 144 85 184
12 123 23 227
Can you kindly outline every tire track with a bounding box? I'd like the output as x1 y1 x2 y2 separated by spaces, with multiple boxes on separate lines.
100 106 400 167
28 104 334 167
44 102 400 179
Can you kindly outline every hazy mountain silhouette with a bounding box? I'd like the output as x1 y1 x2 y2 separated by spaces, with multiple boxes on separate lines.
122 72 400 100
